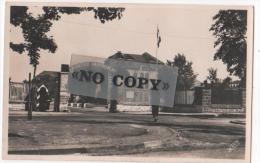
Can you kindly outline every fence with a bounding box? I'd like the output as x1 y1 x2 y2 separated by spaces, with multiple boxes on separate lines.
211 88 242 105
172 86 245 113
174 90 195 105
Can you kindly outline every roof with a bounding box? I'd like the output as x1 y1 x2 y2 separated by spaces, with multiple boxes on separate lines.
108 51 164 64
36 71 59 77
33 71 60 83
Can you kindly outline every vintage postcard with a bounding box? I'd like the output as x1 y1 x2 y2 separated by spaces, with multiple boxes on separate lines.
2 1 254 163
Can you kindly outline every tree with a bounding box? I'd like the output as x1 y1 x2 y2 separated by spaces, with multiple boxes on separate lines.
221 76 232 88
207 68 220 84
10 6 125 78
210 10 247 87
167 53 198 90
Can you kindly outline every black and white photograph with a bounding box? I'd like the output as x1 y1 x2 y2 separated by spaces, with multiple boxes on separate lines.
2 2 254 162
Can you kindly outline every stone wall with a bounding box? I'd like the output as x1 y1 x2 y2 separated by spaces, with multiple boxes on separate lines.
201 88 245 113
202 89 211 107
117 105 151 112
58 72 70 112
172 105 202 113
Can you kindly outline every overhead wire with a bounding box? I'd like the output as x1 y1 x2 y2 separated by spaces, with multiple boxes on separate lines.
58 19 212 40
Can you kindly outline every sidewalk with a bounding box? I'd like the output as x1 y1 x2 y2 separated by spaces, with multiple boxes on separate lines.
10 105 246 117
68 106 245 118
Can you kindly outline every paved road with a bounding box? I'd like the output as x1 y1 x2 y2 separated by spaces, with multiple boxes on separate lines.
8 108 245 159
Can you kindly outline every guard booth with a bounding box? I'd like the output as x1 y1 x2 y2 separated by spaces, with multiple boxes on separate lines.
26 65 69 112
35 85 50 111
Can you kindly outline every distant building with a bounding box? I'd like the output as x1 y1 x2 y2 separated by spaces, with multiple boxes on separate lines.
9 81 29 103
106 51 164 106
108 51 164 64
229 80 241 88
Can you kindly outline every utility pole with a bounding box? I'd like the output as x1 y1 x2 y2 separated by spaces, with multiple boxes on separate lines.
27 73 32 120
9 78 11 101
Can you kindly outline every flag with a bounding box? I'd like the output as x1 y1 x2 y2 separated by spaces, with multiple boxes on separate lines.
157 27 161 48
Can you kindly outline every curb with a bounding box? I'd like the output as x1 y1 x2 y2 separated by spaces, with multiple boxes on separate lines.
8 143 146 155
122 112 245 118
8 141 229 155
230 120 246 125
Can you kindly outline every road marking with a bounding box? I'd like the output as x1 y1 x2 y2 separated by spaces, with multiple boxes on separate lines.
129 124 146 128
144 140 162 149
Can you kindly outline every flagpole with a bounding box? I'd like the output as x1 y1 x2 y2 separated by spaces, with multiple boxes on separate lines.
155 24 160 75
156 24 158 66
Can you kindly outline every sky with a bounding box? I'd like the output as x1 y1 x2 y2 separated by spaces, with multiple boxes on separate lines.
8 4 244 82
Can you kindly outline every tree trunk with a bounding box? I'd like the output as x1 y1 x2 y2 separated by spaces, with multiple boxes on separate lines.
33 65 37 79
184 87 187 105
